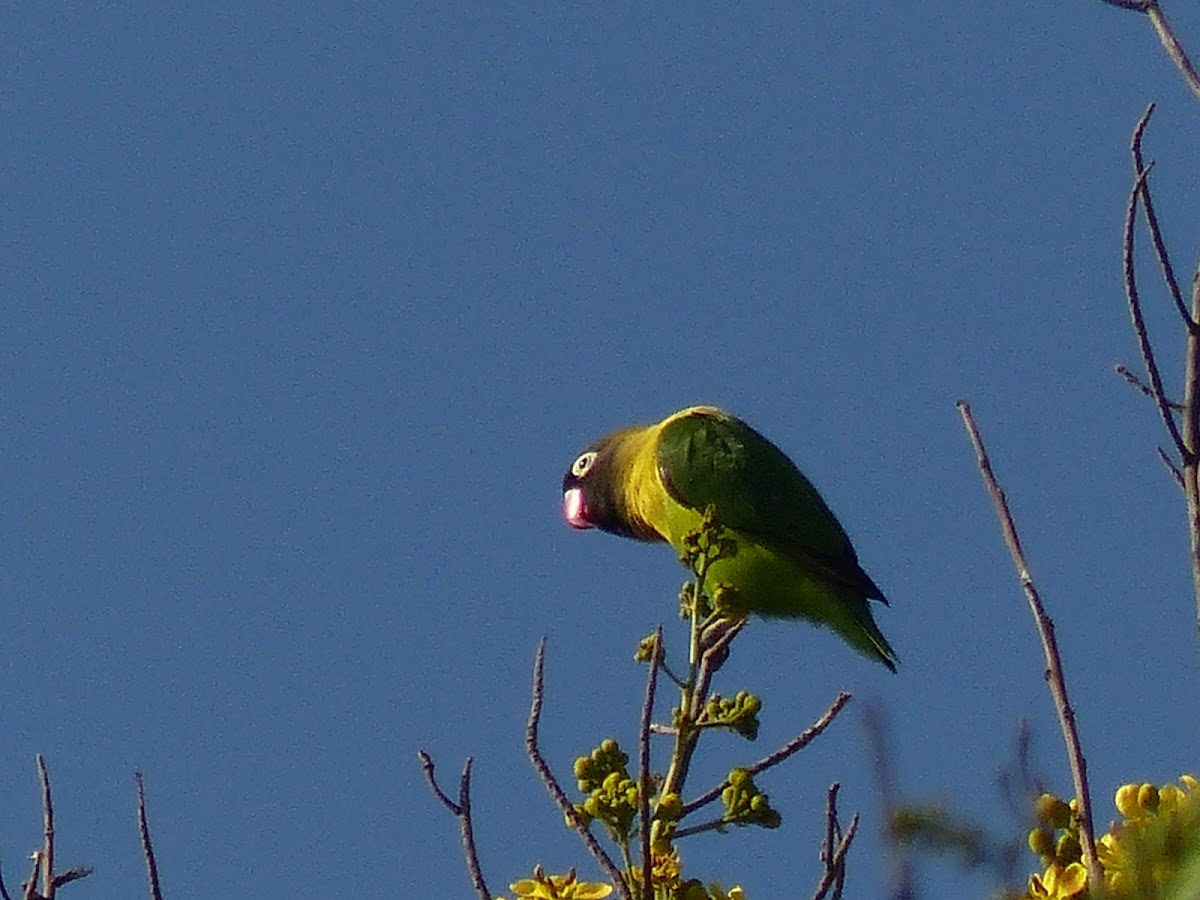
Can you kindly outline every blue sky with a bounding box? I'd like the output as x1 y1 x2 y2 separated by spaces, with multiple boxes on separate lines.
4 5 1199 898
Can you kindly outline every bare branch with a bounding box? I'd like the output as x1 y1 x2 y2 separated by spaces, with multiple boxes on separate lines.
419 750 462 816
1146 3 1200 102
956 401 1102 892
135 774 163 900
810 783 858 900
0 863 11 900
1098 2 1200 100
638 628 663 900
1183 265 1200 648
811 784 859 900
680 692 851 818
47 871 90 891
1124 162 1189 457
21 853 38 900
525 639 631 900
1115 363 1185 410
1124 106 1200 650
418 752 492 900
1158 446 1186 488
1130 104 1194 329
37 755 53 900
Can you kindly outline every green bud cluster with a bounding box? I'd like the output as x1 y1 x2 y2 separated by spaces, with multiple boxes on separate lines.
721 768 781 829
703 691 762 740
573 739 629 792
680 508 738 574
573 740 638 841
1028 792 1082 871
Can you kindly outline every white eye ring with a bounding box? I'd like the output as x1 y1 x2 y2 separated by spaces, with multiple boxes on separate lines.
572 451 598 478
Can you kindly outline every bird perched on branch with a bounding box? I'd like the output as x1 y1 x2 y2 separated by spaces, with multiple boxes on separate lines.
561 405 896 671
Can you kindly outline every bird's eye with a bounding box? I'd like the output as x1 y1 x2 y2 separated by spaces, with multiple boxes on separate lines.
572 451 598 478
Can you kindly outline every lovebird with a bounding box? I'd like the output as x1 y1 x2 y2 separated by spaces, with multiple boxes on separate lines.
561 406 897 671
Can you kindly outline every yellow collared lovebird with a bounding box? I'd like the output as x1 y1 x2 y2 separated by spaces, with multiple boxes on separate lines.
561 406 896 671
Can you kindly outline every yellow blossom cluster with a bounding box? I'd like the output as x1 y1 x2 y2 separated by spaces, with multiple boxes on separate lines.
501 867 613 900
1019 775 1200 899
499 865 746 900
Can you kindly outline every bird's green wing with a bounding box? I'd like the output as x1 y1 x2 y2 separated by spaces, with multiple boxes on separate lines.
655 408 884 600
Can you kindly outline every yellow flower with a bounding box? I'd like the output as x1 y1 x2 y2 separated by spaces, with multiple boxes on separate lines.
1093 774 1200 896
507 868 613 899
707 884 746 900
1027 862 1087 899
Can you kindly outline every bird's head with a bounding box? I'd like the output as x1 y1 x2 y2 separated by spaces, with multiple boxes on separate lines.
561 427 647 539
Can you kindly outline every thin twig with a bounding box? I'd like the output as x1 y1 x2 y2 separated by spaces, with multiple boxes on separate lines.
680 692 852 818
742 691 852 778
1097 2 1200 100
0 863 11 900
37 755 53 900
525 639 631 900
21 854 38 900
823 783 842 881
418 752 492 900
1184 267 1200 649
1130 104 1193 329
638 628 663 900
1126 106 1200 653
810 783 855 900
1124 163 1188 457
1158 446 1186 488
1146 2 1200 102
1115 363 1185 410
48 871 90 891
135 773 163 900
956 401 1101 891
419 751 462 814
811 809 859 900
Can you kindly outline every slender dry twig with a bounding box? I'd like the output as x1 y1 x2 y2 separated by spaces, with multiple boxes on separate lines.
1130 105 1193 329
638 628 663 900
0 864 11 900
679 691 852 818
1115 363 1185 411
21 854 38 900
47 872 89 893
1124 106 1200 652
1158 446 1187 488
135 773 163 900
525 639 632 900
821 784 841 878
1182 269 1200 644
1146 2 1200 101
419 752 492 900
1124 163 1188 458
811 783 859 900
956 401 1102 891
37 755 53 900
1097 1 1200 100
